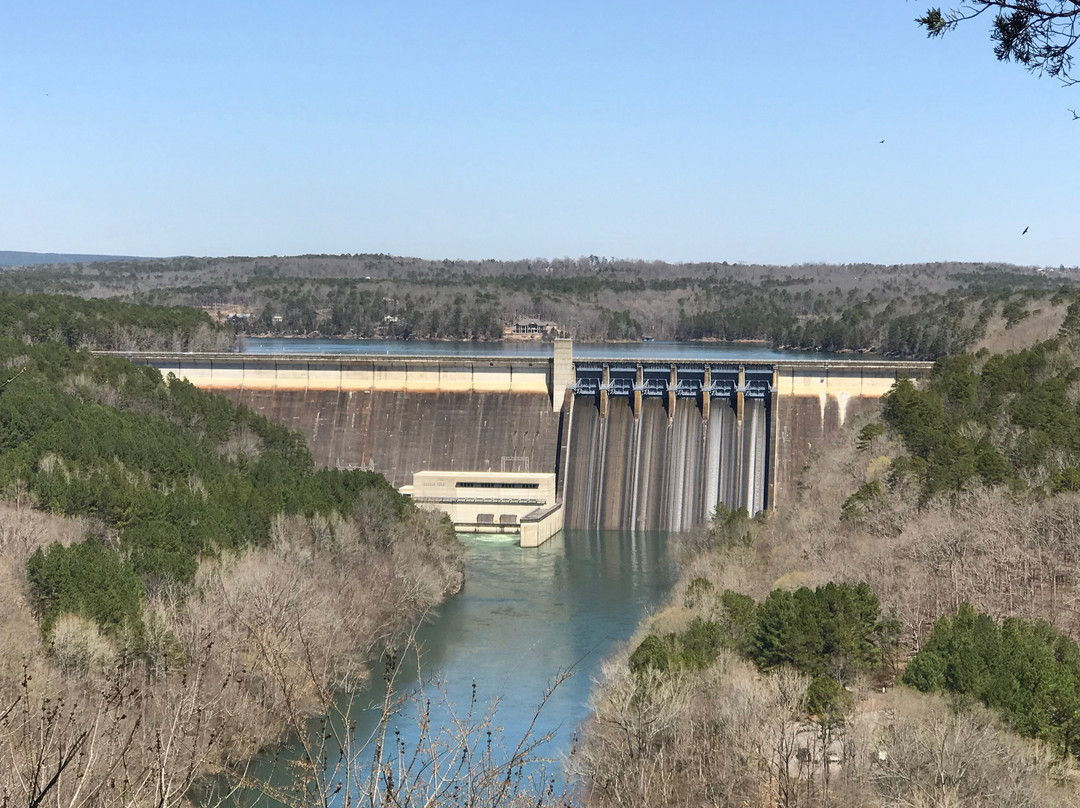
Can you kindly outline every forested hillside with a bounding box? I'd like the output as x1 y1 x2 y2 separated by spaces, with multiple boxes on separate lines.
0 339 420 615
7 283 1080 806
0 298 463 806
3 254 1077 356
880 336 1080 498
578 332 1080 807
903 604 1080 758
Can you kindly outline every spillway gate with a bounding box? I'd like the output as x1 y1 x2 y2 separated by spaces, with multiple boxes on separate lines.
562 360 775 532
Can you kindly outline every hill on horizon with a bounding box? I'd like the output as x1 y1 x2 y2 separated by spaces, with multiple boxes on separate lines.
0 250 151 267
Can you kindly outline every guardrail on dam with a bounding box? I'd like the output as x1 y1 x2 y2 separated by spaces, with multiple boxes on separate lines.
114 342 931 531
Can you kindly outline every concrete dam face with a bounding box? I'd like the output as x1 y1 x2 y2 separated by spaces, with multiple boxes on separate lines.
119 345 930 537
563 395 768 532
217 388 559 489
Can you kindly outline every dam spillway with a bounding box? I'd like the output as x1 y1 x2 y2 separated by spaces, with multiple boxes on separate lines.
113 343 932 539
563 395 768 532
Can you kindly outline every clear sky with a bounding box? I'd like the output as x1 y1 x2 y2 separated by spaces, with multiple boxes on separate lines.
2 1 1077 266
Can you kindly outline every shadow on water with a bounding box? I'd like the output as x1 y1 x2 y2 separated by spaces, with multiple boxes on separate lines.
218 530 675 807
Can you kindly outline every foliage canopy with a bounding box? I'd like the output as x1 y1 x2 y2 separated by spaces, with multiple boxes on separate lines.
903 603 1080 758
918 2 1080 83
880 340 1080 497
631 581 898 686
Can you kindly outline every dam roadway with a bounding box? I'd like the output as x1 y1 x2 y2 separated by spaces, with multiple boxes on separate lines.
114 341 931 532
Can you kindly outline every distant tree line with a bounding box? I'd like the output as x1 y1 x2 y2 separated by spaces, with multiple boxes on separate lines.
0 289 232 351
182 271 1073 356
3 258 1077 357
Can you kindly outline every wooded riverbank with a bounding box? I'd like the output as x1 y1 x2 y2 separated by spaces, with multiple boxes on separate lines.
573 335 1080 807
0 331 464 806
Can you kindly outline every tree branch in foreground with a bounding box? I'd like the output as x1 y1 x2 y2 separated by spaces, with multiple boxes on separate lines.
918 2 1080 84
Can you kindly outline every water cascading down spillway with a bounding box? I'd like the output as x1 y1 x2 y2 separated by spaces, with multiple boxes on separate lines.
562 364 772 532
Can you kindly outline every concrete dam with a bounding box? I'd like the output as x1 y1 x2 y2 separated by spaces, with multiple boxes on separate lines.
122 342 930 538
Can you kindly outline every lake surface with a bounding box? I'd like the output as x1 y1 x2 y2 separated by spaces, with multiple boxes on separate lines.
239 530 676 804
240 336 858 362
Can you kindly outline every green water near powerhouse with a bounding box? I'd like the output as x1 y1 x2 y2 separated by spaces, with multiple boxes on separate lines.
238 529 675 803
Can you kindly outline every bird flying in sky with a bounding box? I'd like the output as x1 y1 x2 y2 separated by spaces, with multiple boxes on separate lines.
1022 226 1029 235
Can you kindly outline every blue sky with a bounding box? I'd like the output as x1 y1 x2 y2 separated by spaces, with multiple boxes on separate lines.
2 1 1077 266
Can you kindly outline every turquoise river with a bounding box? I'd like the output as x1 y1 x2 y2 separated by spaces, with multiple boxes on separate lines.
235 530 676 805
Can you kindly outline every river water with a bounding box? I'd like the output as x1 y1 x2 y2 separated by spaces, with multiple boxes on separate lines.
239 530 675 804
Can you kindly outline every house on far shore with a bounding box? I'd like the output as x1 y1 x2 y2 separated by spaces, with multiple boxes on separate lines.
510 320 557 336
